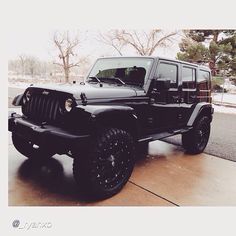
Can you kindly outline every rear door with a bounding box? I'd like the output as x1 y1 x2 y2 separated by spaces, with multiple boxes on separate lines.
179 64 198 126
197 69 211 103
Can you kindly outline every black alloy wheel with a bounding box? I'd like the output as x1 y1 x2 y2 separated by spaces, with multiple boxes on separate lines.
182 116 211 154
73 128 135 199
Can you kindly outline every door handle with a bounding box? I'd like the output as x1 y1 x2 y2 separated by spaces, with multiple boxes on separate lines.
151 89 160 96
172 95 179 102
172 95 179 99
172 96 184 103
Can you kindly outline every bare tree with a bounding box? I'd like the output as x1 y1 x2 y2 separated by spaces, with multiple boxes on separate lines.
98 30 125 56
19 54 27 76
26 56 39 78
9 56 52 79
18 55 39 77
98 30 177 56
76 56 91 75
53 31 81 83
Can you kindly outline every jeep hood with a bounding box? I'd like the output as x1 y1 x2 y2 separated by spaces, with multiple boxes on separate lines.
30 83 144 100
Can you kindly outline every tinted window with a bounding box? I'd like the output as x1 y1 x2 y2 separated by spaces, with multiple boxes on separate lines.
182 67 196 88
157 62 178 87
199 70 210 82
182 67 196 81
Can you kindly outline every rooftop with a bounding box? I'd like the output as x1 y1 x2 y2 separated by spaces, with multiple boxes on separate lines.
97 56 210 70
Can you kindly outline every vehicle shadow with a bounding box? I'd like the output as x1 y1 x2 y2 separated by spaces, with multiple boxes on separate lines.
16 141 184 204
17 157 97 203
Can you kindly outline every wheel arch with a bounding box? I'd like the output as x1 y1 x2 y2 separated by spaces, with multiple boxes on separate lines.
187 102 214 126
95 111 139 139
12 94 24 106
90 106 140 139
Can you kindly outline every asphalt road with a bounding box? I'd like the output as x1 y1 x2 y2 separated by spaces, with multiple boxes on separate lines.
164 112 236 162
8 87 236 162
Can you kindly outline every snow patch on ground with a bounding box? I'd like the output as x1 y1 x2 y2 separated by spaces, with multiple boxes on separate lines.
213 104 236 115
212 93 236 105
8 81 63 89
8 82 30 89
9 107 22 115
220 78 236 92
148 140 177 156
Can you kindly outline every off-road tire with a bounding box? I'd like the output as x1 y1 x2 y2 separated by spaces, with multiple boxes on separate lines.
72 128 135 199
12 133 54 161
182 116 211 154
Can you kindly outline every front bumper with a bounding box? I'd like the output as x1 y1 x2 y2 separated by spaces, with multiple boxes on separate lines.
8 111 90 154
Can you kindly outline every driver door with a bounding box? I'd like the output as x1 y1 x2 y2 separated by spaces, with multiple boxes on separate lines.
149 60 181 132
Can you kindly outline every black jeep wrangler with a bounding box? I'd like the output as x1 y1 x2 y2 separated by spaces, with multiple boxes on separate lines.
9 56 214 199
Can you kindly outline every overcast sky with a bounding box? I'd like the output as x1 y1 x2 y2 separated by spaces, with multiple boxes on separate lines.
8 30 182 63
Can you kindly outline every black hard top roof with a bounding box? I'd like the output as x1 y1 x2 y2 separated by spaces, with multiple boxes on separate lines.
98 56 210 71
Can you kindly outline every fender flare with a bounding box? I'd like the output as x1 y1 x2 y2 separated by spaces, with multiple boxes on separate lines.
12 94 24 106
187 102 214 126
75 104 140 138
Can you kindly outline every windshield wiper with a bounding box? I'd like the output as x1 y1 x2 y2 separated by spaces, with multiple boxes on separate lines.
88 76 101 83
102 77 126 85
114 77 126 85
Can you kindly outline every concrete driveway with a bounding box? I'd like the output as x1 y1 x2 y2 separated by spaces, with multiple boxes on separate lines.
8 134 236 206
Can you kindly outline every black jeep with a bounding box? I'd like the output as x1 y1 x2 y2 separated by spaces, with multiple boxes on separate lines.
9 56 214 199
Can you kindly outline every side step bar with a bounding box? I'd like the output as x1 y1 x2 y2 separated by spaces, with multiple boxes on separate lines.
138 127 193 143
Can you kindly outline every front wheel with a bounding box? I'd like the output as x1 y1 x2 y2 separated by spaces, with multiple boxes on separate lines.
182 116 211 154
73 128 135 199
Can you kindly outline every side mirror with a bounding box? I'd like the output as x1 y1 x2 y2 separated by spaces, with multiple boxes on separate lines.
154 79 171 91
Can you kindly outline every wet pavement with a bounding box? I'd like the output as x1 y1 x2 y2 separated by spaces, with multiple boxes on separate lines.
8 134 236 206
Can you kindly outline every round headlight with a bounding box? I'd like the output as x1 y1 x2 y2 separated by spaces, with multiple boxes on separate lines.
65 98 73 112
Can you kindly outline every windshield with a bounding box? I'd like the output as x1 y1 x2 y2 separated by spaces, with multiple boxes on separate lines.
87 57 154 87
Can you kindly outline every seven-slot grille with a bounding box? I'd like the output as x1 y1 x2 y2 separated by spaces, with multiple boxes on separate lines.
22 89 65 123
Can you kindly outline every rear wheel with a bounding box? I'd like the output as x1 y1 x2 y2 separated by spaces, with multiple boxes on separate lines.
182 116 211 154
12 133 54 161
72 128 135 199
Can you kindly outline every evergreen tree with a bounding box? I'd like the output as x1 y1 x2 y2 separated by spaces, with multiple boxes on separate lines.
218 33 236 75
177 30 235 76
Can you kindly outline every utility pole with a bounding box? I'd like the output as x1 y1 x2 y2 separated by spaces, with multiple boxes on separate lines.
220 62 231 105
220 76 225 104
